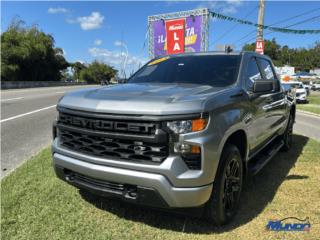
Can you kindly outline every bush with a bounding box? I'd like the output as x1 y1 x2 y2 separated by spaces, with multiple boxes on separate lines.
79 61 117 84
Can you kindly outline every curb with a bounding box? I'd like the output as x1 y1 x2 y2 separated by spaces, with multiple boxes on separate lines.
297 110 320 118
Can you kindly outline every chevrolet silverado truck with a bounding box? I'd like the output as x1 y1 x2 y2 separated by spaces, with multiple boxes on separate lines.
52 52 295 225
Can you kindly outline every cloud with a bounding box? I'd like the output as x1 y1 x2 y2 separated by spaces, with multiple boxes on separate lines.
222 0 242 14
88 47 147 76
114 40 123 47
198 0 243 14
76 12 104 30
94 39 103 46
48 7 69 14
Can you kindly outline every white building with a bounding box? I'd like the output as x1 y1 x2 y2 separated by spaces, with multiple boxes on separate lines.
310 68 320 76
275 65 295 76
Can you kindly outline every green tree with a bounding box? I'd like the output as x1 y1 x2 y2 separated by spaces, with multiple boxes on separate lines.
61 68 73 82
1 18 69 81
79 61 118 84
70 61 86 82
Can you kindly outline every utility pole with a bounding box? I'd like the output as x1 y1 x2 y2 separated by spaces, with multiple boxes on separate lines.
120 31 124 78
255 0 265 54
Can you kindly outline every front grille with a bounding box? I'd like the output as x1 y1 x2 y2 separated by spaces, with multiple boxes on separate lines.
57 111 168 163
59 129 168 162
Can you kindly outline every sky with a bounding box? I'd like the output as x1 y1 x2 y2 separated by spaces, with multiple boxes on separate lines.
2 1 320 76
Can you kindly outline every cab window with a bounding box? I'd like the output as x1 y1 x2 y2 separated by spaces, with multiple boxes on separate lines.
246 57 262 89
258 58 280 91
258 58 276 80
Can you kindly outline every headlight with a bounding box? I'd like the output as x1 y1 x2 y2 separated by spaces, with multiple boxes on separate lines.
166 118 208 134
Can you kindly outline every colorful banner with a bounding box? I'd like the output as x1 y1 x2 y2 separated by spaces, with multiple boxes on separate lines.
211 11 320 34
165 19 185 55
153 15 202 57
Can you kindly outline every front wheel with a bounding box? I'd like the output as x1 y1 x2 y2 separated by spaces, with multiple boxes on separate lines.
204 144 243 225
281 114 293 151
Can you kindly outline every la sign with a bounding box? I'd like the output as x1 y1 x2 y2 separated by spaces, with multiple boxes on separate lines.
165 19 185 55
255 40 264 55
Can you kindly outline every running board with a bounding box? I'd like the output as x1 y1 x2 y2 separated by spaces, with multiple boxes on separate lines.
247 139 284 175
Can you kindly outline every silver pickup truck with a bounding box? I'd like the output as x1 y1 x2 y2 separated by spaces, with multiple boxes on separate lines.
52 52 295 225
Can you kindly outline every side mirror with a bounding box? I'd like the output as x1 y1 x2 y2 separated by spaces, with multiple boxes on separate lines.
253 80 274 93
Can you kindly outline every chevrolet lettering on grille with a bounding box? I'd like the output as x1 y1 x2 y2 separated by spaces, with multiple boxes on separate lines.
59 113 156 134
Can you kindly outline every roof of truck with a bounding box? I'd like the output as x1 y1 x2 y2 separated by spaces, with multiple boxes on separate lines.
155 51 269 59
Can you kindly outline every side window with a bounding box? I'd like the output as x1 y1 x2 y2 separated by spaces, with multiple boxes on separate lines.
246 57 262 89
258 58 280 91
258 59 276 80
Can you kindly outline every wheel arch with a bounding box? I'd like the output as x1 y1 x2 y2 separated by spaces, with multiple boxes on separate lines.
217 128 249 178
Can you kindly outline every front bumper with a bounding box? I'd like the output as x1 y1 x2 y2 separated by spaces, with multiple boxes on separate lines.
53 152 212 208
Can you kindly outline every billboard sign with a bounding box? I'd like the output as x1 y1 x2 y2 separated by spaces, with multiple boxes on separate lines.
148 8 209 58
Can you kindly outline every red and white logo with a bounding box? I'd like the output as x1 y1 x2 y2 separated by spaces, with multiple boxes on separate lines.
255 40 264 55
165 19 185 55
168 24 184 31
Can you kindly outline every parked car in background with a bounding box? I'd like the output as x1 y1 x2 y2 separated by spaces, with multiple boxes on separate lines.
282 82 308 103
311 82 320 91
303 84 310 96
281 83 296 103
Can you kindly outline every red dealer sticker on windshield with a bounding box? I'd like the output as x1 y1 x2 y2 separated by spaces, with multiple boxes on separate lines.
165 19 185 55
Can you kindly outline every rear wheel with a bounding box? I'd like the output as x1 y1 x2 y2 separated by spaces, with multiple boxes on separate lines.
281 113 293 151
204 144 243 225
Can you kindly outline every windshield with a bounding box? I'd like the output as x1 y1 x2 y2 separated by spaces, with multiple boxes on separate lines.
129 55 241 87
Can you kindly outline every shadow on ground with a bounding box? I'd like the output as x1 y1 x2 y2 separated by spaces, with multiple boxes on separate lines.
80 134 309 234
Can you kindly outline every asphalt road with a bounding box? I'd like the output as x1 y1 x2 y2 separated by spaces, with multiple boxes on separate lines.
1 86 319 179
1 85 98 178
294 111 320 141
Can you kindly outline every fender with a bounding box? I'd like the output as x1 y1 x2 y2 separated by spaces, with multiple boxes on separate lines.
217 124 249 162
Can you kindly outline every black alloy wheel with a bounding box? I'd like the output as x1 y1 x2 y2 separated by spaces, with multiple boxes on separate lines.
223 158 241 217
204 144 243 225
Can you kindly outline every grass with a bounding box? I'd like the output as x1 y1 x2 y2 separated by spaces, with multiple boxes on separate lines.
297 93 320 115
2 135 320 240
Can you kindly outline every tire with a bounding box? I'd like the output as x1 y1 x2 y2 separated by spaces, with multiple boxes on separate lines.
281 113 293 151
204 144 243 225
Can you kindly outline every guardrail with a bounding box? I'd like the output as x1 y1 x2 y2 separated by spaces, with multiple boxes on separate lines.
1 81 89 90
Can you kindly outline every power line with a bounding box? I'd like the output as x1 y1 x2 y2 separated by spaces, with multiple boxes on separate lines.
238 14 320 48
266 7 320 27
210 4 258 49
239 15 320 48
232 7 320 46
